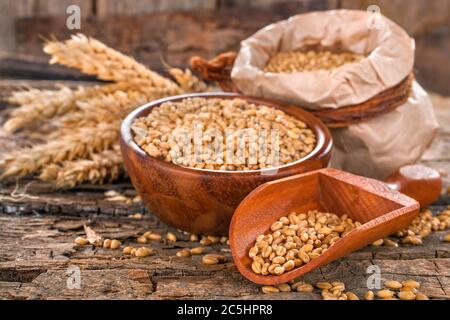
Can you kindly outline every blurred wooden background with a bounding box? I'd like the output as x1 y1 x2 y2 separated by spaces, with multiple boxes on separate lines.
0 0 449 95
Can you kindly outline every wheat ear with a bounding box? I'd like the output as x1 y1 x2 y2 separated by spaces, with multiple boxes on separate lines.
0 122 119 178
39 145 123 187
4 83 139 133
58 81 181 128
43 34 181 92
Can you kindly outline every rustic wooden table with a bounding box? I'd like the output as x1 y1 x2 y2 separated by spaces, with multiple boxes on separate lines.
0 80 449 300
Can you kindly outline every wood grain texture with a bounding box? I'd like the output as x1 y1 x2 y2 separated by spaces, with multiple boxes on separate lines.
96 0 216 17
120 93 333 235
229 168 422 285
0 82 449 299
0 213 449 300
13 3 335 70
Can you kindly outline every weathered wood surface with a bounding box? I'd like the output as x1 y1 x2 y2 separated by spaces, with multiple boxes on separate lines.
0 212 449 300
0 80 449 299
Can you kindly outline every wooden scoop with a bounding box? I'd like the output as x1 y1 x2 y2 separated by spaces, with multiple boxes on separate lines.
229 165 441 285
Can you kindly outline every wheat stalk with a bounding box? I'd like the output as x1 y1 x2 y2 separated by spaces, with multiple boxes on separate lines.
44 34 182 92
0 122 119 178
39 145 123 187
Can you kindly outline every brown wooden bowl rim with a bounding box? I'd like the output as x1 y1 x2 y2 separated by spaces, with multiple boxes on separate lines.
121 92 333 176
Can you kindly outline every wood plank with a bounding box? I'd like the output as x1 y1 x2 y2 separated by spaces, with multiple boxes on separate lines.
0 1 23 53
0 53 98 81
96 0 217 18
14 3 337 70
32 0 92 17
0 212 448 299
0 0 92 53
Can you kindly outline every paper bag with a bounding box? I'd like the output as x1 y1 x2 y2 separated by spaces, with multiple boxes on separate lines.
231 10 438 179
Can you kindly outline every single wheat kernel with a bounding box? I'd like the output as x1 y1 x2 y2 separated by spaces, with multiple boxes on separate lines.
273 266 285 275
123 246 134 254
277 283 291 292
398 291 416 300
74 236 89 245
331 283 345 292
383 239 399 247
377 289 394 299
371 239 384 246
262 286 280 294
148 233 162 241
207 236 220 244
296 283 314 293
400 287 418 294
110 239 121 249
135 247 152 257
415 293 429 300
252 261 262 274
190 234 199 242
364 290 374 300
143 231 153 239
316 282 333 290
176 249 191 258
103 239 112 248
346 292 359 300
202 255 219 265
137 236 147 244
166 232 177 242
190 246 204 255
402 279 420 289
385 280 403 289
200 237 213 246
271 221 283 232
301 243 314 253
249 247 259 258
283 260 295 271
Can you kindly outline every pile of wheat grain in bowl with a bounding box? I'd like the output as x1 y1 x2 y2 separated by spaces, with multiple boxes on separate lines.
248 210 361 276
131 97 316 170
264 50 364 73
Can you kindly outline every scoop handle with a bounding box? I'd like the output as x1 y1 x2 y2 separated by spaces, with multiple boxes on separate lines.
384 164 442 207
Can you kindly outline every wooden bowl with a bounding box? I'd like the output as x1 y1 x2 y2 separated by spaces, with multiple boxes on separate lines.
229 168 421 285
120 93 333 235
